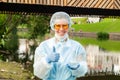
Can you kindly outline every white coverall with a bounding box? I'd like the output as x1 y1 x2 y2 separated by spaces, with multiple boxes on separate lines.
33 37 87 80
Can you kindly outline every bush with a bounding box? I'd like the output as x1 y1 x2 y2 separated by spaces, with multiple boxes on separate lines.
97 32 109 40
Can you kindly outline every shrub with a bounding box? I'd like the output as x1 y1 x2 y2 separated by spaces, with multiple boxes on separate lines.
97 32 109 40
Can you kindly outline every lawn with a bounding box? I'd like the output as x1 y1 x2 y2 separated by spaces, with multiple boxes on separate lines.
72 18 120 32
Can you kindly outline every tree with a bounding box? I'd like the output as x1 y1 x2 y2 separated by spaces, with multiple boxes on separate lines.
0 14 25 61
25 14 50 39
0 14 50 61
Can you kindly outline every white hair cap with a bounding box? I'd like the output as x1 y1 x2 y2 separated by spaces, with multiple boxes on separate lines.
50 11 73 30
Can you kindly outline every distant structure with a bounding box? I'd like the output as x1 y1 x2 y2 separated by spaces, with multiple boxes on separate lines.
0 0 120 16
1 0 120 10
87 17 101 23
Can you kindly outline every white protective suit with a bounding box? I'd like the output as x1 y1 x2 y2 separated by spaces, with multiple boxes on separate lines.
33 37 88 80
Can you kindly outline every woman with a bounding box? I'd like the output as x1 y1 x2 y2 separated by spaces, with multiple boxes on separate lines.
33 11 88 80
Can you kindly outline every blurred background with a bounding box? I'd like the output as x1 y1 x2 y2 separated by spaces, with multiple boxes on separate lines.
0 0 120 80
0 14 120 80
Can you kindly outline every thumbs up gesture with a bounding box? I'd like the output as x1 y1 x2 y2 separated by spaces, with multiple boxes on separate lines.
46 47 60 63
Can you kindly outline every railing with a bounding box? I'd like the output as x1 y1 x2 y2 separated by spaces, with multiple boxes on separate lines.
69 32 120 40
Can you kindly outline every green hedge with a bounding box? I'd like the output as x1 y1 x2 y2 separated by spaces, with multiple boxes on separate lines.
97 32 109 40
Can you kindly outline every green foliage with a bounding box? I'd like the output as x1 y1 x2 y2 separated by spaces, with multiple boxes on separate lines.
0 14 50 61
0 14 22 61
19 15 50 39
5 27 19 61
0 14 8 48
0 14 6 24
0 54 4 60
97 32 109 40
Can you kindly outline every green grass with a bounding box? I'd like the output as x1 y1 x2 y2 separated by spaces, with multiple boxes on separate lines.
72 18 120 32
73 37 120 52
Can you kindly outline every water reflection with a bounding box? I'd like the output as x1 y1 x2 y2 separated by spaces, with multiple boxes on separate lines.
86 45 120 76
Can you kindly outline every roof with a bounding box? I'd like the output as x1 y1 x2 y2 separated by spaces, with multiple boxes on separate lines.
0 0 120 16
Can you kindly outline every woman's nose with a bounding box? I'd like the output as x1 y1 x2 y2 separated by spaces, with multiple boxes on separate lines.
59 26 64 30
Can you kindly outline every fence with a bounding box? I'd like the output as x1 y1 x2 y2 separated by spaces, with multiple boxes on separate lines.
109 33 120 40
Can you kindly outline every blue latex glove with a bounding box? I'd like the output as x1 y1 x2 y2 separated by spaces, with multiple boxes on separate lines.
46 47 60 63
67 64 80 70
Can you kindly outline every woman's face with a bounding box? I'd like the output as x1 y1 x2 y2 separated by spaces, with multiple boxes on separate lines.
54 19 69 37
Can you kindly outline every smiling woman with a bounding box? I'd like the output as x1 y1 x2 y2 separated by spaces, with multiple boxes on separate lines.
33 11 88 80
54 19 69 41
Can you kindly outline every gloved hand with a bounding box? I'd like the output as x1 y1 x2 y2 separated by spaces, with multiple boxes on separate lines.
46 46 60 63
67 63 80 70
46 53 60 63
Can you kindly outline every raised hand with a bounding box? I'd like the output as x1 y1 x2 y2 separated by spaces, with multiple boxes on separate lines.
46 46 60 63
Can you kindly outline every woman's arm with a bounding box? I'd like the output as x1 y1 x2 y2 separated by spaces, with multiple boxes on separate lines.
33 44 53 79
69 45 88 77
